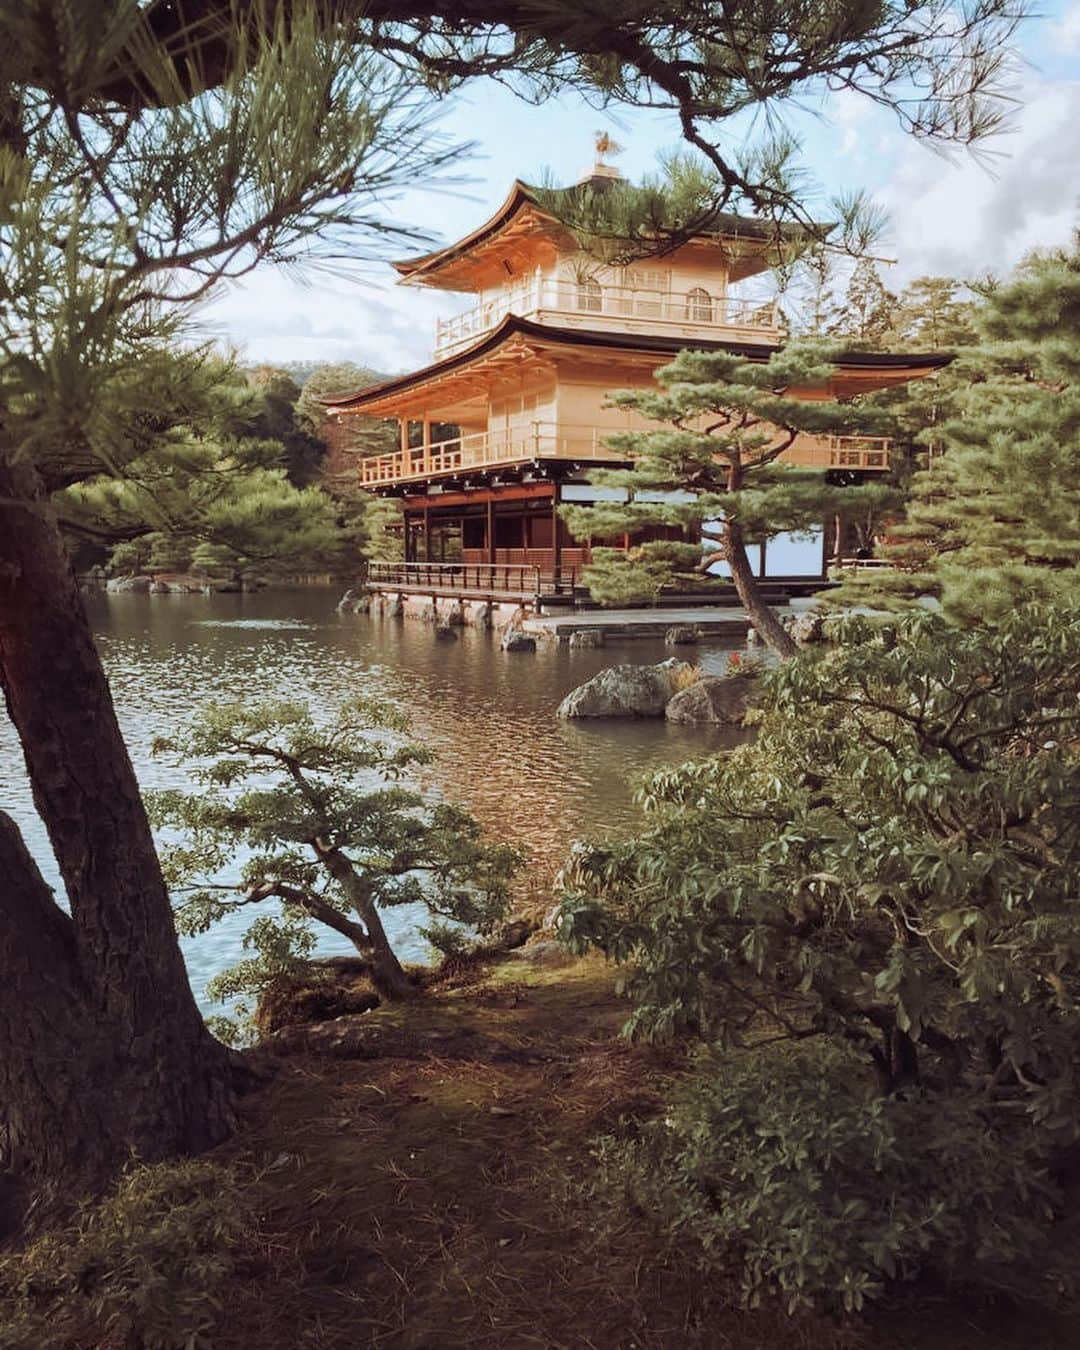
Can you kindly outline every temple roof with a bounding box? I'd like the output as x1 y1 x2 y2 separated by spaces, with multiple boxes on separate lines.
326 314 953 416
392 180 830 292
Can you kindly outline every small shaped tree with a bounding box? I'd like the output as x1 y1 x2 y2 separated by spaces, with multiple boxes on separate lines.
560 344 892 657
149 700 519 1013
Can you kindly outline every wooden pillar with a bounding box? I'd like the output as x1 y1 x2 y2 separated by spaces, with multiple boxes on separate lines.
486 496 496 564
551 484 562 575
399 419 408 454
422 417 431 473
423 506 431 563
404 510 414 562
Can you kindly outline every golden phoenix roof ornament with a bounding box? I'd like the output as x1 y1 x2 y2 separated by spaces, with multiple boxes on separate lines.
594 131 623 161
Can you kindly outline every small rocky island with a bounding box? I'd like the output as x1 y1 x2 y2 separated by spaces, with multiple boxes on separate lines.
557 657 762 724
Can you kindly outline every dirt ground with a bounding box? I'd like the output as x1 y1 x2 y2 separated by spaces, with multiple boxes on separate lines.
207 952 1074 1350
8 950 1076 1349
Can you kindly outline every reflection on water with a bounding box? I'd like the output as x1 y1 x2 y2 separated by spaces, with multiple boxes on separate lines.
0 590 740 1009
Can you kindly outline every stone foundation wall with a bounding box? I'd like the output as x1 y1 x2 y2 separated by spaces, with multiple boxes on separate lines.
365 591 529 630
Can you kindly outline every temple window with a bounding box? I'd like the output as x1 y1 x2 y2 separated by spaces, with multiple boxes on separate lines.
686 287 714 322
576 277 603 313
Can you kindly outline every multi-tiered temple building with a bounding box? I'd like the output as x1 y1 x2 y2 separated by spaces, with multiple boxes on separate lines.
328 147 949 611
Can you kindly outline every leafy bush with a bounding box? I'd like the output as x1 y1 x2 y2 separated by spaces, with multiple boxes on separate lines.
562 605 1080 1308
0 1160 251 1349
606 1040 1071 1313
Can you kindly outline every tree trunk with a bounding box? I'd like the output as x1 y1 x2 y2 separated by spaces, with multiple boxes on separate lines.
0 812 115 1183
724 521 799 659
356 898 417 1000
314 845 416 999
0 449 239 1187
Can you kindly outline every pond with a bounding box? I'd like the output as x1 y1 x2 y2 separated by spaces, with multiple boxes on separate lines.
0 589 743 1010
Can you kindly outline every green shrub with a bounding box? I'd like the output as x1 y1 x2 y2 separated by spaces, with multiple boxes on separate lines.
562 605 1080 1309
0 1160 252 1349
607 1039 1072 1313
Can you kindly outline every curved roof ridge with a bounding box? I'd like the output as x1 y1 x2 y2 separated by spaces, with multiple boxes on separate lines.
324 314 953 413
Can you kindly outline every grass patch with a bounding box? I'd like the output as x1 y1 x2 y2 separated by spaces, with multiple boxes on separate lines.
0 1159 254 1350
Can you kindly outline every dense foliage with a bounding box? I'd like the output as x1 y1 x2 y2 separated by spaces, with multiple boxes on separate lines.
828 246 1079 618
58 356 352 584
561 605 1080 1309
150 698 519 1020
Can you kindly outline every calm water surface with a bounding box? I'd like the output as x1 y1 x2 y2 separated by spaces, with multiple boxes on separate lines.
0 590 741 1010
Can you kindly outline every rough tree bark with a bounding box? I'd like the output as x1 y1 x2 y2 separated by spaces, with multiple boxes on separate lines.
0 447 240 1189
710 454 799 659
315 844 416 999
723 520 799 659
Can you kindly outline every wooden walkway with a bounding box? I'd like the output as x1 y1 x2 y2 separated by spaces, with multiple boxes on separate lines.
522 605 778 642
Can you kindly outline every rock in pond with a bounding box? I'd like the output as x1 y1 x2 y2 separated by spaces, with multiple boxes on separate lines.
556 657 695 719
568 628 605 649
664 624 700 646
665 673 762 725
434 624 458 642
501 629 537 653
784 610 827 645
106 574 153 593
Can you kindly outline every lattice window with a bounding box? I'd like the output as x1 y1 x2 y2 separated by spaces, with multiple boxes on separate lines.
576 277 603 312
685 286 714 322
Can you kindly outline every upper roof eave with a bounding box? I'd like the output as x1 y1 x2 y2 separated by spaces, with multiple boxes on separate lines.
391 181 540 282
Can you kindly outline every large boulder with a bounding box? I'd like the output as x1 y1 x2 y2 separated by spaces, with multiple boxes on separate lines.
501 629 536 653
557 657 695 719
665 673 762 725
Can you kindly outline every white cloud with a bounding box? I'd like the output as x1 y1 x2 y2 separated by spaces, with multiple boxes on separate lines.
878 80 1080 285
203 265 457 373
1053 3 1080 50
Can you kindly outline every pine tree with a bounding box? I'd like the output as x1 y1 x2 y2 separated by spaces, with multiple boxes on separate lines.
0 6 460 1191
828 247 1080 621
58 1 1020 236
560 344 893 657
886 276 978 352
56 356 353 583
149 698 519 1018
830 259 897 345
242 366 326 486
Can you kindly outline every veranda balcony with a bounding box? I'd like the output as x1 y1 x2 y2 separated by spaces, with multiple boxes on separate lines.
358 423 627 487
433 279 783 356
357 424 893 488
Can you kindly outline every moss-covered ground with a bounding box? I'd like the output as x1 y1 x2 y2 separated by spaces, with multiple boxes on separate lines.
5 951 1076 1348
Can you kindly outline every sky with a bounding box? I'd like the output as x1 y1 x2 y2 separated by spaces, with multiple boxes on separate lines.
206 3 1080 374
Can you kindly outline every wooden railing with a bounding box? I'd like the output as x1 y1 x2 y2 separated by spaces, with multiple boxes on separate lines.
358 427 893 487
434 280 782 355
366 560 578 599
359 422 626 487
